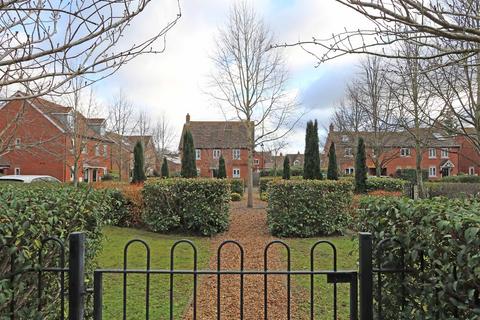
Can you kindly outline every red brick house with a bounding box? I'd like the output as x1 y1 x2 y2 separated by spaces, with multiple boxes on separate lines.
324 125 461 179
456 130 480 176
179 114 252 179
0 93 112 182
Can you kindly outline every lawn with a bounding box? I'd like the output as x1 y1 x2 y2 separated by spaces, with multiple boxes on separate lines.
287 235 358 320
96 226 210 320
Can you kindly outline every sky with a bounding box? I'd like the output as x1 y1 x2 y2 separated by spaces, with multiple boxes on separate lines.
97 0 368 153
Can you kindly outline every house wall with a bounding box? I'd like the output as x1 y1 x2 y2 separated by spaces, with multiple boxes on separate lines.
195 148 249 179
456 136 480 175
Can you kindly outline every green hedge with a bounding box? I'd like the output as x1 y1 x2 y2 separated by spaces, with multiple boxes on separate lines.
227 178 244 196
395 168 428 184
440 175 480 183
143 179 230 236
259 177 279 195
0 184 111 318
366 177 406 192
267 180 353 237
260 166 304 177
359 196 480 319
426 182 480 198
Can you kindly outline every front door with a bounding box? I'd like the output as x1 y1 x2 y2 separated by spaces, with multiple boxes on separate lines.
441 167 450 177
93 169 98 182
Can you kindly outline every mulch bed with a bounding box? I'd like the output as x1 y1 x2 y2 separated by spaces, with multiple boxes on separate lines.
184 197 299 319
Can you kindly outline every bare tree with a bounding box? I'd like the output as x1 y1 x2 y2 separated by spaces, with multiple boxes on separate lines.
0 0 181 100
333 81 367 134
152 112 176 160
265 139 289 176
107 91 136 181
210 2 300 207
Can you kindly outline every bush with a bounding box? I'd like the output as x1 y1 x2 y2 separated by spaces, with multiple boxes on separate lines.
143 178 230 236
259 177 278 195
231 192 242 201
0 184 110 318
440 175 480 183
366 177 406 192
260 166 303 177
228 178 244 196
395 168 428 184
426 182 480 198
359 196 480 319
267 179 353 237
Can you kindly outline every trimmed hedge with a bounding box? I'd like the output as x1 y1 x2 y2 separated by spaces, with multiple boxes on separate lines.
267 180 353 237
359 196 480 319
227 178 244 196
440 175 480 183
426 182 480 198
259 177 279 195
366 177 406 192
260 166 303 177
0 184 110 318
143 179 230 236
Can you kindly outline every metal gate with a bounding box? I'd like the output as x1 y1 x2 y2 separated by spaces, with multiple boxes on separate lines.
5 232 406 320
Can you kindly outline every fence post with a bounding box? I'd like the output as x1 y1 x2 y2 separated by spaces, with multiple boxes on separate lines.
359 232 373 320
69 232 85 320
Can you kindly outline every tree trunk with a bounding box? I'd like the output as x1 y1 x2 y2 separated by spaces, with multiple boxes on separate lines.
247 145 254 208
73 162 79 187
415 142 425 198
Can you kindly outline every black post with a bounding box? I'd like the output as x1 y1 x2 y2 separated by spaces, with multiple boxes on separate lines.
359 232 373 320
93 271 103 320
69 232 85 320
350 273 358 320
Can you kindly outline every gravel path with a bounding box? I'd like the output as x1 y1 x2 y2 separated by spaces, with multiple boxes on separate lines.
184 196 298 319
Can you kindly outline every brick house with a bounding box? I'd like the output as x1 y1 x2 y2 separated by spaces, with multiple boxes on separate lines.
271 152 305 171
179 114 252 179
455 129 480 176
0 92 112 182
324 125 461 179
127 135 160 176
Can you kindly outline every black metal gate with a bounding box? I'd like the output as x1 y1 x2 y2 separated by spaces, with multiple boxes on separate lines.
5 232 406 320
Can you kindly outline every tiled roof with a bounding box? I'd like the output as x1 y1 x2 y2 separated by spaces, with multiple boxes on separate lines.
179 120 253 149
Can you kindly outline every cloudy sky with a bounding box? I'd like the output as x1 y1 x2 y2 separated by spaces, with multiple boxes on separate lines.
98 0 368 153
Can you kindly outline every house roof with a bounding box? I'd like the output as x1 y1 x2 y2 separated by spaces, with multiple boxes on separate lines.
327 129 460 149
179 120 253 149
127 135 152 147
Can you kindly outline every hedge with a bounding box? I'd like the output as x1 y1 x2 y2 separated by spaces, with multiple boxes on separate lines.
359 196 480 319
267 180 353 237
395 168 428 184
440 175 480 183
426 182 480 199
259 177 279 195
366 177 406 192
260 166 304 177
227 178 244 196
0 184 111 318
143 179 230 236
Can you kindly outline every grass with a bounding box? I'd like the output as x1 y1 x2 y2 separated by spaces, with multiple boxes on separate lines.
96 226 210 320
286 235 358 320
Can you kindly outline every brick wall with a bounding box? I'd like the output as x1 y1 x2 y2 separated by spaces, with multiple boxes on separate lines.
195 148 249 179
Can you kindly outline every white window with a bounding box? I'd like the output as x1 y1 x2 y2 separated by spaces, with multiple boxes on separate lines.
429 166 437 177
428 148 436 159
469 166 475 175
371 148 376 157
213 149 221 159
345 167 354 175
15 138 21 147
400 148 411 157
95 145 100 156
195 149 201 160
82 145 88 154
294 160 300 166
196 168 201 176
233 168 240 178
345 148 353 157
441 148 449 158
254 159 260 165
103 145 108 158
233 149 241 160
14 167 20 175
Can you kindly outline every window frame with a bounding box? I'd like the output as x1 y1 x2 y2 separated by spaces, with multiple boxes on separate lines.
213 149 221 159
232 168 241 178
428 166 437 177
400 147 411 157
344 147 353 157
441 148 449 159
253 158 260 165
232 149 241 160
344 167 354 175
195 149 201 160
14 167 21 175
428 148 436 159
469 166 475 175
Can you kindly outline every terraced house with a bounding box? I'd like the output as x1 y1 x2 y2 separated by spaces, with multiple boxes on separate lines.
0 92 112 182
324 124 463 179
179 114 252 179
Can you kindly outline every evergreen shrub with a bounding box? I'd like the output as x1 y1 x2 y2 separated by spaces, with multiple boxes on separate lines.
267 179 353 237
143 178 230 236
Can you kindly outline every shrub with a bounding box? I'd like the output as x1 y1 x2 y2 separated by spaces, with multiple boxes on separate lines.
355 137 367 193
143 178 230 236
366 177 406 192
259 177 278 195
132 140 146 183
440 175 480 183
260 166 303 177
0 184 109 318
161 157 169 178
228 178 244 196
358 196 480 319
267 179 353 237
282 156 291 180
231 192 242 201
181 129 197 178
395 168 428 184
327 142 339 180
217 155 227 178
426 182 480 198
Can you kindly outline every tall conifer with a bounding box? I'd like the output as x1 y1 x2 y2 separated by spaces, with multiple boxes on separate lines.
161 157 169 178
132 141 146 183
327 142 339 180
217 155 226 178
282 156 291 179
181 129 197 178
355 137 368 193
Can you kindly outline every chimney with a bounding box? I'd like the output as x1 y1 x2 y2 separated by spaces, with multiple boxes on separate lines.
329 123 334 132
186 113 191 124
280 152 283 157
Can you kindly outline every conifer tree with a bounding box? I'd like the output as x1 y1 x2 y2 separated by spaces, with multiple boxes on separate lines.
303 121 314 179
181 129 197 178
312 120 322 179
217 155 226 179
282 156 291 180
355 137 367 193
161 157 169 179
132 141 146 183
327 142 339 180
